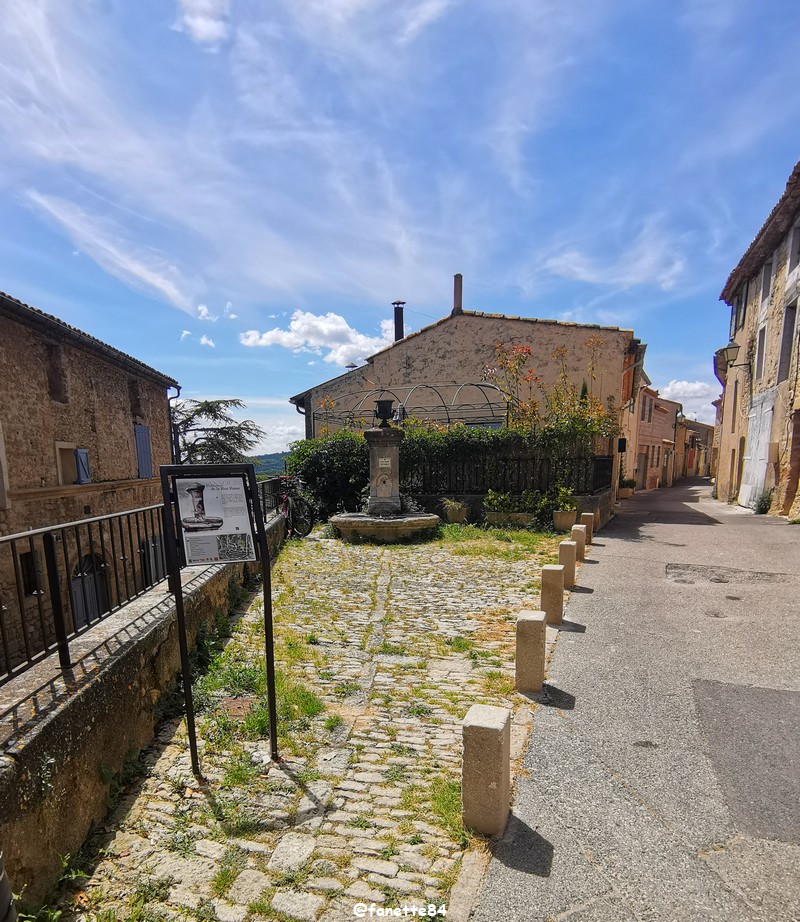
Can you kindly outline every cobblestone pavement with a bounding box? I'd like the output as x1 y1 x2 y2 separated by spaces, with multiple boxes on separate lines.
59 527 566 922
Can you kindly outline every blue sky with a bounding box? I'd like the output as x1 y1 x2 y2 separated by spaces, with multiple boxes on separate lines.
2 0 800 451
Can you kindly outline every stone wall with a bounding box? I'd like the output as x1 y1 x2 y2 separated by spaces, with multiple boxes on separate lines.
0 516 284 905
0 307 174 538
296 311 638 436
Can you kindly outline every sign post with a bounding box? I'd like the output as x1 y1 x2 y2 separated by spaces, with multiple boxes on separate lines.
160 463 279 777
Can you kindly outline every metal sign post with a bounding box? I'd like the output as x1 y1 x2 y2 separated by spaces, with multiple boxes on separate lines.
160 463 279 778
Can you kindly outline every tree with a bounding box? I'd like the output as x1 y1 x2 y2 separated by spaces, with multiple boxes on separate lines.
172 398 265 464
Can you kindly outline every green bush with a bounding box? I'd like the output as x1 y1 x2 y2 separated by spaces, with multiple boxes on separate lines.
287 430 369 515
753 488 773 515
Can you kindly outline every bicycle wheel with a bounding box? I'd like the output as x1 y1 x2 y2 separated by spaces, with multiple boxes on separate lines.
288 496 314 537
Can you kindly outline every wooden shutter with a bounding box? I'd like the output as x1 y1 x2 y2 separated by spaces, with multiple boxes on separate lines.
135 424 153 478
75 448 91 483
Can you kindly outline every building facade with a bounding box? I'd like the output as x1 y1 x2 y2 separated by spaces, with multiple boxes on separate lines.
290 297 645 443
0 292 178 669
622 385 682 491
714 160 800 515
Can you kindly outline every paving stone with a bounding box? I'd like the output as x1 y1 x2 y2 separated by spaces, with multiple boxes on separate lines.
308 876 345 892
352 856 399 877
212 902 248 922
344 881 387 902
271 889 325 921
268 831 316 872
367 873 419 894
228 869 271 905
195 839 227 861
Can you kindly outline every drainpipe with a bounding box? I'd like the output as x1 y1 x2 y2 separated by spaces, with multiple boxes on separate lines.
168 384 182 464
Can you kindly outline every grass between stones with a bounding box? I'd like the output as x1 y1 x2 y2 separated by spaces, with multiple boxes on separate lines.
42 522 557 920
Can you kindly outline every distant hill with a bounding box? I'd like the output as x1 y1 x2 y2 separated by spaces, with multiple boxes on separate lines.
249 452 290 476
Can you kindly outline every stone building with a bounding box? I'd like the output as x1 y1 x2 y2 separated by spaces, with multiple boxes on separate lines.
714 160 800 514
290 281 646 441
623 384 682 491
0 291 178 668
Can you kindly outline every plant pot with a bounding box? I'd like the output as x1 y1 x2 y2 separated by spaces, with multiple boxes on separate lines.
553 510 577 531
444 504 468 524
618 487 633 499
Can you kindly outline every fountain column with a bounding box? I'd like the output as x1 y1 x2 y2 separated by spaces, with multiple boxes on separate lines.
364 421 404 516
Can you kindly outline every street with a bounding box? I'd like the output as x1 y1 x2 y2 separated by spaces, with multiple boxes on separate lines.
474 479 800 922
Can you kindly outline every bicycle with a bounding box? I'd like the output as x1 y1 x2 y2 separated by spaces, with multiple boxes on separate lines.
277 476 314 537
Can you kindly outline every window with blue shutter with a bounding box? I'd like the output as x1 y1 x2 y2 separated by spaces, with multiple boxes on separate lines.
135 423 153 478
75 448 91 484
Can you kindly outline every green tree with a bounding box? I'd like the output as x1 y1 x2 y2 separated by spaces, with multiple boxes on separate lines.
172 399 265 464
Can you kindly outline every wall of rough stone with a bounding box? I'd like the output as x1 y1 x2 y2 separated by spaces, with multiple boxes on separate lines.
298 312 637 435
0 312 173 538
0 516 284 906
717 227 800 514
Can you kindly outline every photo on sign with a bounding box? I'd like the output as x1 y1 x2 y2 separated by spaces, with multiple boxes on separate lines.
176 477 257 565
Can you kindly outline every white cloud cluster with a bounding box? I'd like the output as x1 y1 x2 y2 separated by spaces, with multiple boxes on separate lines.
658 379 719 424
199 334 215 347
175 0 231 45
241 310 394 366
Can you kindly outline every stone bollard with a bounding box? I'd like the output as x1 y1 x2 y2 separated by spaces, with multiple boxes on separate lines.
571 524 586 562
462 704 511 836
515 611 546 693
559 540 577 589
541 564 565 625
580 512 594 545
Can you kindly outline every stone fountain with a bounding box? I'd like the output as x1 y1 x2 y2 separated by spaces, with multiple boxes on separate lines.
330 400 440 543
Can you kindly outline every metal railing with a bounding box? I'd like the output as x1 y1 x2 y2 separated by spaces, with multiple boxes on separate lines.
257 477 282 516
400 455 614 496
0 504 167 687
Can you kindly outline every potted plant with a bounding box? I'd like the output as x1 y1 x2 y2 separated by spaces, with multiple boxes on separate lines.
441 497 468 524
618 478 636 499
552 485 578 531
484 489 515 525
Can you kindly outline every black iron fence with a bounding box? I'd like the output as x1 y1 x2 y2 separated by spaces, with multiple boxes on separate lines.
257 477 282 516
0 505 168 687
400 455 613 497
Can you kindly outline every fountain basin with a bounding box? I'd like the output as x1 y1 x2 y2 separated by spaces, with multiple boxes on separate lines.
330 512 440 544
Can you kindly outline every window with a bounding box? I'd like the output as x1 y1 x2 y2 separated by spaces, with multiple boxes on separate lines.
755 326 767 380
57 444 90 485
134 424 153 478
640 396 647 421
20 551 41 596
778 302 797 383
761 258 774 305
729 300 737 340
730 380 738 433
647 399 653 423
789 225 800 278
738 281 749 330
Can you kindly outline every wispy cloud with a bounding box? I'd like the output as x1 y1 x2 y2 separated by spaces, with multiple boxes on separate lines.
197 304 218 321
27 191 197 312
241 310 394 365
181 329 192 340
199 334 215 347
544 218 686 292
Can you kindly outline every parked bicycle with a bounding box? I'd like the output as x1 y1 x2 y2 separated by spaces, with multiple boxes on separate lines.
277 476 314 537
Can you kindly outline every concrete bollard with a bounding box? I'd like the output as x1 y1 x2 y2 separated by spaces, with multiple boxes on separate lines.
541 564 565 625
559 540 577 589
462 704 511 836
571 524 586 562
515 611 546 693
580 512 594 545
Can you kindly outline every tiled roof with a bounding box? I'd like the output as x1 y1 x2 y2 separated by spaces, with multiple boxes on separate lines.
720 159 800 304
0 290 179 387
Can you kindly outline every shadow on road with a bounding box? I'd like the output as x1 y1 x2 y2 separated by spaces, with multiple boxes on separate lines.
493 814 554 877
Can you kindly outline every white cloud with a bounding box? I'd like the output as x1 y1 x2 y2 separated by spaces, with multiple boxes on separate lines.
181 329 192 340
658 379 719 424
224 302 238 319
175 0 231 45
241 310 394 366
199 334 215 347
197 304 218 321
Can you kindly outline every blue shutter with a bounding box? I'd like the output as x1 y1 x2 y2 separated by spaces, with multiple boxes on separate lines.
75 448 91 484
135 424 153 478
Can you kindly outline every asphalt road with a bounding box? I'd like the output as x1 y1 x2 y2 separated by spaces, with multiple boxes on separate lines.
473 479 800 922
